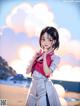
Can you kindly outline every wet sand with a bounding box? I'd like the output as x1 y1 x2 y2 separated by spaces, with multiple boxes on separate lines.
0 84 80 106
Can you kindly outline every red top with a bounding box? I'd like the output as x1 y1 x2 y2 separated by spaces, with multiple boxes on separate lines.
31 50 54 78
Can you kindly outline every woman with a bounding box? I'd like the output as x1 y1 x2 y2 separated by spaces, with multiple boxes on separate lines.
26 26 61 106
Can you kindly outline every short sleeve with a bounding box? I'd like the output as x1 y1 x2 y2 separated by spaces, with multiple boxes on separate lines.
50 55 60 73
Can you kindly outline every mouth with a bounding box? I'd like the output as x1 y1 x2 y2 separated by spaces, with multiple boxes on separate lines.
44 45 48 47
44 46 51 50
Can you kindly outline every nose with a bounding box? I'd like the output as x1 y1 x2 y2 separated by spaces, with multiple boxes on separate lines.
44 40 48 43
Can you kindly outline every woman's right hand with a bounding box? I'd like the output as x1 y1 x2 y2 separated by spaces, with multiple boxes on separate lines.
33 49 42 60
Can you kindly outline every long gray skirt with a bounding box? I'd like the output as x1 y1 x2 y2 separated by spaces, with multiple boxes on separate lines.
26 71 61 106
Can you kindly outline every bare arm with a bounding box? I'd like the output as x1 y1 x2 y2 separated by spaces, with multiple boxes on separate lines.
43 53 52 76
26 53 40 74
26 59 34 74
43 53 60 76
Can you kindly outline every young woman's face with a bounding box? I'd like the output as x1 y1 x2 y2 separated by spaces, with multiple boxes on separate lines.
41 32 56 51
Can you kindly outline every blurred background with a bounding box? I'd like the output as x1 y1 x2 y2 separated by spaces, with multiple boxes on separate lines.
0 0 80 81
0 0 80 106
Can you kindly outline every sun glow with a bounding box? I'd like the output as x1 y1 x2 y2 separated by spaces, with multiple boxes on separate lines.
10 45 36 76
18 45 36 62
10 59 26 75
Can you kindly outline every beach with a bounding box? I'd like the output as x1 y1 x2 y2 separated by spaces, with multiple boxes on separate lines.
0 84 80 106
0 84 28 106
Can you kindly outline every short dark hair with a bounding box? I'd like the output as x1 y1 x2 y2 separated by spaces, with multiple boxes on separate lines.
39 26 59 50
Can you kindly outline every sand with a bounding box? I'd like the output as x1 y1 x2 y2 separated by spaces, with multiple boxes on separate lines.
0 84 80 106
0 84 28 106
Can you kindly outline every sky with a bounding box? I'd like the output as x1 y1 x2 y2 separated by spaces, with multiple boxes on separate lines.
0 0 80 82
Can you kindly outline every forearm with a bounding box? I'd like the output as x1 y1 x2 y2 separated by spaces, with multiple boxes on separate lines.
43 55 52 75
26 52 39 74
26 55 37 74
26 60 34 74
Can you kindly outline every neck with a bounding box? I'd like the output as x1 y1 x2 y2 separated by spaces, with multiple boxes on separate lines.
47 49 54 55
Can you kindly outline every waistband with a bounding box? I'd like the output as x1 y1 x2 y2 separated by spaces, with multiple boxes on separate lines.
32 70 48 80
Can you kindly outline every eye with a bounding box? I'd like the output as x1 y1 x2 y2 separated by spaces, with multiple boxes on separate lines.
41 38 45 41
49 39 53 42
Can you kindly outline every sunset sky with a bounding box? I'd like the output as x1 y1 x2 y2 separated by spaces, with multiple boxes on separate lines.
0 0 80 81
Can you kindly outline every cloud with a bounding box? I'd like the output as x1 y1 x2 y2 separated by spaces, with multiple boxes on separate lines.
10 45 36 76
0 27 38 62
51 65 80 82
6 3 56 37
18 45 36 62
61 54 80 67
57 28 80 59
1 2 80 79
6 2 80 59
0 27 3 36
6 3 32 32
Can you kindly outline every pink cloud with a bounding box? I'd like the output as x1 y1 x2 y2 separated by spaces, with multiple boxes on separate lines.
51 65 80 82
6 3 56 37
57 28 80 59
